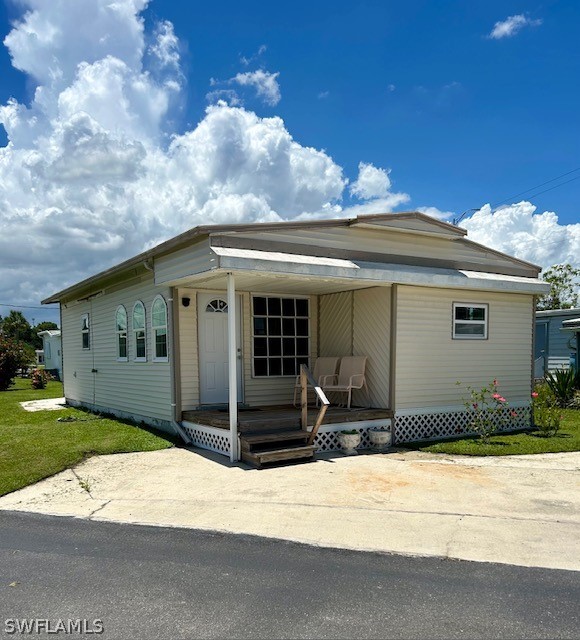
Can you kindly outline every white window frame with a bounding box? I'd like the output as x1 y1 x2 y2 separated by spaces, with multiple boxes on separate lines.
251 294 310 378
115 305 128 362
132 301 147 362
45 342 51 360
452 303 488 340
81 313 90 350
151 295 169 363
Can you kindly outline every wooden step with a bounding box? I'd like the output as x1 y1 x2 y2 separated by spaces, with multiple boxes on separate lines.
241 430 309 446
241 444 316 468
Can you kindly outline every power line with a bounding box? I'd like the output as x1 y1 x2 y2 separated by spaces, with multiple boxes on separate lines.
490 166 580 208
0 303 57 310
454 166 580 225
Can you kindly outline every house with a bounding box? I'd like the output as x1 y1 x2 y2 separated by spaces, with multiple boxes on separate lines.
37 329 63 380
42 212 549 463
535 308 580 377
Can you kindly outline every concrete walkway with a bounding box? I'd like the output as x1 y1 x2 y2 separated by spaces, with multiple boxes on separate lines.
1 448 578 571
19 396 67 412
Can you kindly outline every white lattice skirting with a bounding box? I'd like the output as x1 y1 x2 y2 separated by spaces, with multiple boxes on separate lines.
309 419 392 452
394 404 532 444
181 422 231 456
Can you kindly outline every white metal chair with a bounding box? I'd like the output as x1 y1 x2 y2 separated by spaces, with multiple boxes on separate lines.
321 355 369 409
293 357 339 407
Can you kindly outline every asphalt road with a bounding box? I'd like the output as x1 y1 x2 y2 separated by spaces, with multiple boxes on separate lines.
0 512 578 639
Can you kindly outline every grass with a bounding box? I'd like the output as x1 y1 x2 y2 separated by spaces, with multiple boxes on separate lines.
405 409 580 456
0 378 175 497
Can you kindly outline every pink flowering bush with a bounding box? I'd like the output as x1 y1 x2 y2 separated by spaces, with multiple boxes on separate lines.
532 383 562 436
456 378 511 443
30 368 52 390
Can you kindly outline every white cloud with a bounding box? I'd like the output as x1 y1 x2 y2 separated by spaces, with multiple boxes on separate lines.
462 202 580 269
0 0 354 307
240 44 267 66
350 162 392 199
231 70 281 106
488 14 542 39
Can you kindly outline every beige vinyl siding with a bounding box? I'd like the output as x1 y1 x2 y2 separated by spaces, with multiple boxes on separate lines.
242 292 318 406
61 275 173 423
155 238 214 285
319 291 353 357
217 226 532 275
353 288 391 408
177 289 200 409
395 286 534 409
62 302 95 404
319 288 390 408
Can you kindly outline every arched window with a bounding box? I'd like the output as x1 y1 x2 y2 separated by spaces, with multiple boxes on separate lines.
132 301 146 361
115 306 128 361
152 296 168 361
206 299 228 313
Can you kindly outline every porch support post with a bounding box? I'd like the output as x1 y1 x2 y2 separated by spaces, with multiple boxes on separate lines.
227 272 239 462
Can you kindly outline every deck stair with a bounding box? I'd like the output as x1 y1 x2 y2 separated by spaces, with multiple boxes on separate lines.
240 429 316 468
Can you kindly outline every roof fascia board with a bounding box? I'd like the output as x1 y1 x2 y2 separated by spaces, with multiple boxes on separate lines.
212 249 549 295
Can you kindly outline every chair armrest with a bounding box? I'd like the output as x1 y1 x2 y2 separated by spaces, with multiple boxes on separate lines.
320 374 338 386
348 374 364 388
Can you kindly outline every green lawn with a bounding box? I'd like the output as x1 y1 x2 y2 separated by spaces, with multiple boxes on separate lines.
405 409 580 456
0 378 175 497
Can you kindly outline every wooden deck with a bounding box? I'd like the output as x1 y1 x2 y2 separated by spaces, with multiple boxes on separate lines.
182 405 393 434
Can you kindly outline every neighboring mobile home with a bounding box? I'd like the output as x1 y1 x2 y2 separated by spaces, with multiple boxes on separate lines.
535 308 580 377
42 212 549 462
37 329 63 380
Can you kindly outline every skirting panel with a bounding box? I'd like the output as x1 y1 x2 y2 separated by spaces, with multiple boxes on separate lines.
394 405 532 444
181 421 231 456
309 419 392 452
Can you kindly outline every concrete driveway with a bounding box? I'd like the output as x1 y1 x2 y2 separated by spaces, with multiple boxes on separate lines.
1 448 578 571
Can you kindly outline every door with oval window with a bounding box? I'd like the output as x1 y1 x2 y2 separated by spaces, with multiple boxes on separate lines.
198 293 243 404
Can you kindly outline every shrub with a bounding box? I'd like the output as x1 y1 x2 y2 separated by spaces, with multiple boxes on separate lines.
568 391 580 410
0 336 28 391
545 369 577 407
532 384 562 436
30 368 52 390
457 379 511 443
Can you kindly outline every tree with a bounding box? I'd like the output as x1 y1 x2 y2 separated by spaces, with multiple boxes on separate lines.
537 264 580 311
0 336 30 390
0 310 34 344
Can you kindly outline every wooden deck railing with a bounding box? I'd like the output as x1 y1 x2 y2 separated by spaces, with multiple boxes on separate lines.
299 364 330 445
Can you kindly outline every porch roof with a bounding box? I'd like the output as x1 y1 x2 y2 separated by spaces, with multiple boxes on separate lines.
161 246 550 296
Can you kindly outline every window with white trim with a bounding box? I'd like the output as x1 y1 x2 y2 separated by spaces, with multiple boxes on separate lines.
152 296 168 361
81 314 90 350
45 342 51 360
252 296 309 377
115 306 128 360
132 301 146 361
452 303 488 339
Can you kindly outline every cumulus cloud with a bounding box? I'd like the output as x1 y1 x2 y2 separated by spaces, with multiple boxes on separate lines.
488 14 542 39
462 202 580 269
0 0 356 308
231 70 281 106
351 162 392 199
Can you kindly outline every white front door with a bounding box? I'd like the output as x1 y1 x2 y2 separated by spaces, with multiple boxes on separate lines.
198 293 243 405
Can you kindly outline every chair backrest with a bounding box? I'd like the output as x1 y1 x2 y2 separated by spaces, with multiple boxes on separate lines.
337 356 367 386
313 357 339 384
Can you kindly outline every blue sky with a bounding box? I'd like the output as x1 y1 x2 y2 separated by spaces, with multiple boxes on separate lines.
0 0 578 324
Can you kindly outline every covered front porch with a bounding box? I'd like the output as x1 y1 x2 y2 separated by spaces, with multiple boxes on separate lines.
167 251 396 462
